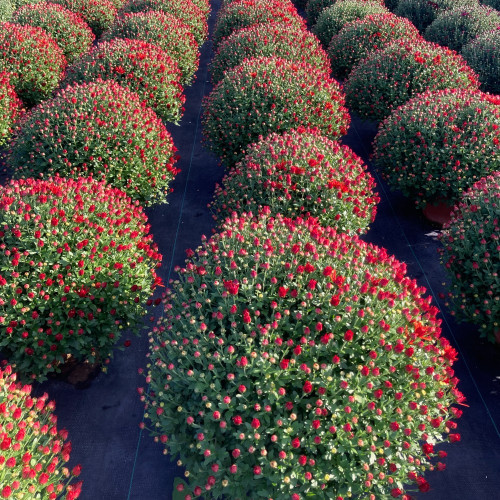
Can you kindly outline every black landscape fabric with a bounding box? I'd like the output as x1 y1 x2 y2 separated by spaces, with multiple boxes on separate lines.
2 0 498 498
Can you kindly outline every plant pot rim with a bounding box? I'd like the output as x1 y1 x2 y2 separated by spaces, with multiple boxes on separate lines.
422 198 456 228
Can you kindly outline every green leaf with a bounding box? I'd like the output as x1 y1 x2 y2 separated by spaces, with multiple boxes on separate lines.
171 477 189 500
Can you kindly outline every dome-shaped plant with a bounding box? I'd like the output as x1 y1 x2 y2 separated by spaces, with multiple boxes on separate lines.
462 29 500 94
394 0 474 33
0 365 83 496
212 0 305 49
210 22 330 84
424 4 500 53
344 38 480 121
0 176 163 380
372 89 500 208
305 0 337 26
107 0 127 7
102 11 199 85
0 72 24 148
121 0 211 19
210 128 379 234
313 0 389 48
8 80 178 206
50 0 118 36
11 0 45 6
144 211 463 499
0 22 66 106
63 38 185 124
12 2 94 64
121 0 210 17
328 13 421 79
203 57 350 166
439 172 500 342
120 0 208 44
0 0 13 21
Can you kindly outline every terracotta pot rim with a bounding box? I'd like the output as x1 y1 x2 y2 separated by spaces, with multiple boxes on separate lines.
422 198 456 228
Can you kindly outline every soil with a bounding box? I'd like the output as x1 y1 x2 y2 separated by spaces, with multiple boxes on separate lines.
48 354 102 389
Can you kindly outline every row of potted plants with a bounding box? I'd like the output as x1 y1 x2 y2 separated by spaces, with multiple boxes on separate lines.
142 0 465 498
0 0 212 497
1 0 210 377
307 0 499 342
393 0 499 94
309 0 499 94
373 88 499 339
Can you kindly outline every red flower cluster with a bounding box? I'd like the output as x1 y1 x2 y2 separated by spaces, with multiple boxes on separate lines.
12 1 95 63
313 0 389 48
0 22 66 106
344 38 480 121
0 364 82 498
373 88 500 208
212 0 306 48
424 3 500 53
120 0 209 44
203 56 350 165
210 21 331 84
102 10 200 85
307 0 385 26
439 172 500 341
328 13 421 79
7 79 178 206
51 0 118 36
0 176 163 380
107 0 127 7
121 0 210 17
63 38 185 124
210 127 379 234
145 212 463 499
0 72 23 148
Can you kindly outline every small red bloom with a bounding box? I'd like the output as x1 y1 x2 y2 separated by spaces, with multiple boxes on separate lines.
223 279 239 295
422 443 434 455
242 309 251 324
416 477 430 493
303 381 313 393
38 473 49 485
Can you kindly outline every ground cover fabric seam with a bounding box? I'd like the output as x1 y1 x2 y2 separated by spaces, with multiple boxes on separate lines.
126 48 213 500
